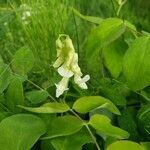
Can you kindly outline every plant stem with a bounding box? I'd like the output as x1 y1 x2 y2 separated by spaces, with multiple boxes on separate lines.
110 0 117 16
72 11 80 58
117 4 123 16
26 79 57 102
85 124 101 150
70 110 101 150
117 0 128 16
12 72 57 102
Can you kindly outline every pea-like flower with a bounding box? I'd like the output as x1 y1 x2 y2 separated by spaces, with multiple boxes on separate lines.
53 34 90 97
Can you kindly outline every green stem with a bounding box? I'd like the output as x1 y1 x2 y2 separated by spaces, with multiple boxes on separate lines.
117 0 127 16
110 0 117 16
12 72 57 102
72 11 80 58
126 26 144 36
70 110 101 150
85 124 101 150
25 79 57 102
117 4 123 16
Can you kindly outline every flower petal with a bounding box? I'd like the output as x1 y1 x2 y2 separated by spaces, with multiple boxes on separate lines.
53 56 64 68
58 66 74 78
82 75 90 82
74 74 90 89
55 77 69 97
71 53 82 76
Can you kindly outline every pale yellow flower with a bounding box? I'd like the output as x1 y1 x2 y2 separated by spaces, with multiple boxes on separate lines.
53 34 90 97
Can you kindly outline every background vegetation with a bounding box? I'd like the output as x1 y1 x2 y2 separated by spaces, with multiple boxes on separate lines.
0 0 150 150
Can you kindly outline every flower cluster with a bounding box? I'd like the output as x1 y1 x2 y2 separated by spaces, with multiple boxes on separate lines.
53 34 90 97
19 4 32 25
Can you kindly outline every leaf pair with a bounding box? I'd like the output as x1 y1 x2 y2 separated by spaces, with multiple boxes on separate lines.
19 96 120 115
41 114 129 140
19 96 129 141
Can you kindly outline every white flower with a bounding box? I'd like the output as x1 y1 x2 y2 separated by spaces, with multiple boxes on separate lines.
74 74 90 89
53 34 90 97
55 77 69 98
58 65 74 78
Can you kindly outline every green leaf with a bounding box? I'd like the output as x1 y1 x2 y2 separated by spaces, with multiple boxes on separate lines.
12 47 35 75
0 93 5 106
72 7 103 24
103 39 127 78
118 108 140 141
85 18 126 83
19 102 70 113
141 142 150 150
124 20 137 32
6 77 24 113
0 114 46 150
123 36 150 90
50 128 92 150
99 78 128 106
100 86 127 106
137 105 150 140
89 114 129 139
26 90 49 104
140 90 150 102
42 115 84 139
73 96 120 115
107 141 144 150
86 18 126 55
138 105 150 120
0 111 11 122
0 63 12 94
0 55 4 64
41 141 55 150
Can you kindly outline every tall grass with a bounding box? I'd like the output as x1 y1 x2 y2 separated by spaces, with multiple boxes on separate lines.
0 0 149 89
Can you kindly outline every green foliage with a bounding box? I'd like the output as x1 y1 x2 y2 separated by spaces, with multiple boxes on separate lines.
137 105 150 140
84 18 126 83
19 102 70 113
12 47 35 75
42 115 84 139
72 8 103 24
118 108 139 141
50 128 92 150
85 18 126 50
107 141 144 150
0 114 46 150
89 114 129 139
123 36 150 90
0 63 12 94
103 39 127 78
73 96 120 115
141 142 150 150
25 90 49 104
0 0 149 149
5 76 24 113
